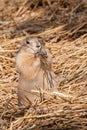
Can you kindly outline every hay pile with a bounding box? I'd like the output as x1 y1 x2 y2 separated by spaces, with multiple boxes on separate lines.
0 0 87 130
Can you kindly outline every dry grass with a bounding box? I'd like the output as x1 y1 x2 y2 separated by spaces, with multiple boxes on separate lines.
0 0 87 130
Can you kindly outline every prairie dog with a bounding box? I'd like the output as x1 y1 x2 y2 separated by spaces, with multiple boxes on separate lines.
16 37 57 107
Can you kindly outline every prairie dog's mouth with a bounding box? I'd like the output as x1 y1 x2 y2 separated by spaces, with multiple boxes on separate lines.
34 49 41 55
34 51 48 58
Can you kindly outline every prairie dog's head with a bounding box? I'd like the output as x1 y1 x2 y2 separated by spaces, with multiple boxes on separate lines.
21 37 47 56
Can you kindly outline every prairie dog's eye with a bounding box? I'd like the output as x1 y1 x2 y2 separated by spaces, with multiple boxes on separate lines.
26 40 30 44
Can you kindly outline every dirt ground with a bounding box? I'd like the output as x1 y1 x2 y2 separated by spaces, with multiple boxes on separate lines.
0 0 87 130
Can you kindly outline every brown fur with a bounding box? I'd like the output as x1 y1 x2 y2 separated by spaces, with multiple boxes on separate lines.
16 37 57 107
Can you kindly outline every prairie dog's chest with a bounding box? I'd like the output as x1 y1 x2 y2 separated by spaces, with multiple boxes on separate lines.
16 51 41 75
19 69 48 90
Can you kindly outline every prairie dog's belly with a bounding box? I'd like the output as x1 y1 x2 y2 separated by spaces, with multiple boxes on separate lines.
18 71 47 106
18 70 57 106
18 70 49 93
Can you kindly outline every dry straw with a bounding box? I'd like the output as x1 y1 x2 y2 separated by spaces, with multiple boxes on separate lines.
0 0 87 130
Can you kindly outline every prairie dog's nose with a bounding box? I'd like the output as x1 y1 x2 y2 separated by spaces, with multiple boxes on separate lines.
36 45 41 49
34 44 41 53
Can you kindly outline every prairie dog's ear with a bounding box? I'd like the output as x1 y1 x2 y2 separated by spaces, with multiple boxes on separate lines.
37 37 45 45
